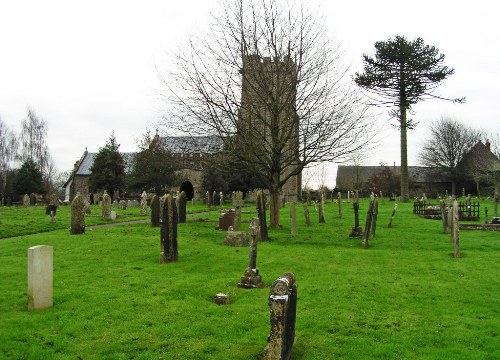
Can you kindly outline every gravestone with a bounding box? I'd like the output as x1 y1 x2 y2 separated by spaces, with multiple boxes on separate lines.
28 245 53 311
224 229 248 247
30 193 36 206
263 272 297 360
350 191 363 236
303 205 312 227
23 194 30 206
219 192 224 208
362 199 375 248
290 201 298 236
178 191 187 223
238 218 264 288
119 200 127 210
160 194 178 263
370 198 379 238
150 195 160 227
218 210 235 230
140 191 147 215
70 192 85 234
338 192 342 219
452 200 460 258
256 190 269 241
101 191 111 219
127 200 133 208
440 200 448 232
318 191 325 223
49 192 59 206
45 204 57 224
388 203 398 228
213 191 217 208
159 194 167 222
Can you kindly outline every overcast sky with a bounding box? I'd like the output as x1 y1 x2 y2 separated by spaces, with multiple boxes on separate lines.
1 0 499 188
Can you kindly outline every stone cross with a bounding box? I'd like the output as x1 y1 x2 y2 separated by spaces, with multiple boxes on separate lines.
178 191 187 223
160 194 178 263
101 191 111 219
263 272 297 360
238 218 264 288
140 191 147 215
70 192 85 234
290 201 298 236
150 195 160 227
28 245 53 311
256 190 269 241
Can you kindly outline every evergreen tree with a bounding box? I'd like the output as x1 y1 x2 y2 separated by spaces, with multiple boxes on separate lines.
354 35 464 201
13 159 46 199
89 133 125 200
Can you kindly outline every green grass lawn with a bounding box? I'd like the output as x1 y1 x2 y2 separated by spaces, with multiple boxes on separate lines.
0 200 499 359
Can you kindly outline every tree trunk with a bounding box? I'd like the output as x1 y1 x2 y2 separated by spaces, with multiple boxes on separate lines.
451 181 456 197
269 190 281 228
400 105 409 202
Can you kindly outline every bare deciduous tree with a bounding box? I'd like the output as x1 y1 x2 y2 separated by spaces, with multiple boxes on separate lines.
161 0 373 227
0 118 18 203
419 116 483 195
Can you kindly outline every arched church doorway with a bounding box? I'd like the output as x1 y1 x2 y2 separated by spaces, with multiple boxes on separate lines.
180 181 194 200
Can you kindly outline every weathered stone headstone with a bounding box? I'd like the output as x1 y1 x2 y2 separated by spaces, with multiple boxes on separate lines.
28 245 53 311
150 195 160 227
206 191 211 207
338 192 342 219
45 204 57 224
30 193 36 206
70 192 85 234
159 194 167 222
290 201 298 236
140 191 147 215
447 197 453 235
160 194 178 263
178 191 187 223
388 203 397 228
350 191 363 236
23 193 30 206
101 191 111 219
238 218 264 288
224 229 248 247
370 198 379 238
263 272 297 360
303 205 312 227
452 200 460 258
119 199 127 210
218 209 235 230
318 191 325 223
256 190 269 241
362 199 375 248
440 200 448 233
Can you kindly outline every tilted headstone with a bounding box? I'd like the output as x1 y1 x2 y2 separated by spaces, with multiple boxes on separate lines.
303 205 312 227
263 272 297 360
23 194 30 206
150 195 160 227
140 191 147 215
290 201 298 236
238 218 264 288
101 191 111 219
256 190 269 241
70 192 85 234
160 194 178 263
178 191 187 223
388 203 397 228
362 199 375 249
452 200 460 258
28 245 53 311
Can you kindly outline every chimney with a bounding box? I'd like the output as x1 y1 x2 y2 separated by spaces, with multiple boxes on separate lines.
485 139 491 151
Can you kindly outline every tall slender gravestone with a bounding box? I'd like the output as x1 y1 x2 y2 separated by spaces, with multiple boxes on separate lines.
101 191 111 219
178 191 187 223
70 192 86 234
318 191 325 223
440 200 448 232
150 195 160 227
160 194 178 263
290 201 298 236
263 272 297 360
350 191 363 237
388 203 397 228
303 205 312 227
28 245 53 311
338 192 342 219
362 199 375 249
256 190 269 241
370 198 379 238
238 218 264 288
140 191 147 215
452 200 460 258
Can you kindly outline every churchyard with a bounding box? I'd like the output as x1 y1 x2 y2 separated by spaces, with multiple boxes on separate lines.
0 198 499 359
